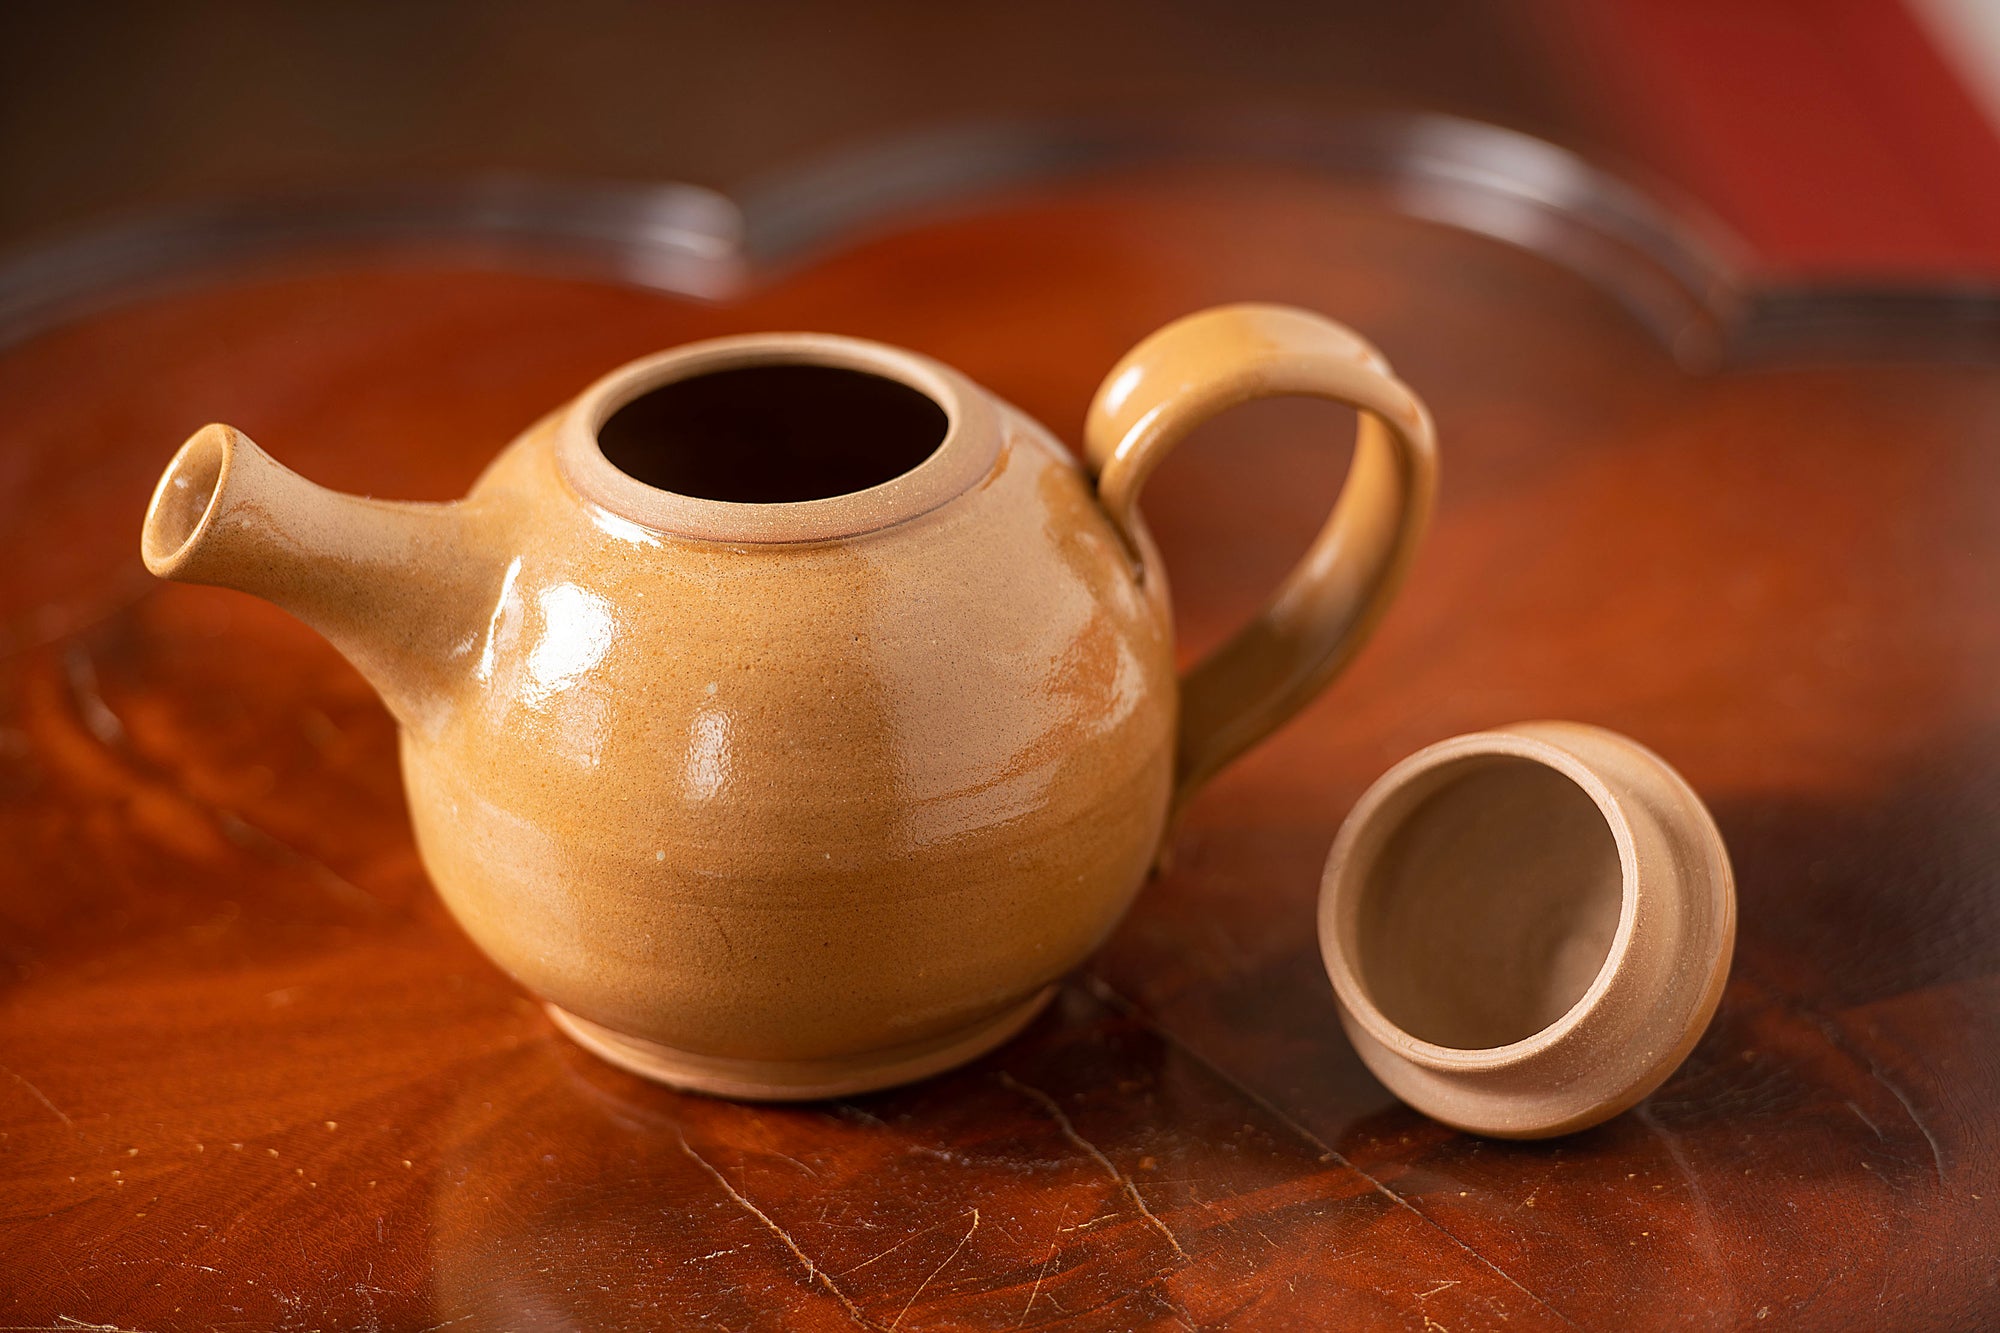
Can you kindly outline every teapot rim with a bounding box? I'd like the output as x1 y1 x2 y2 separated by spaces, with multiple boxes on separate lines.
556 332 1003 544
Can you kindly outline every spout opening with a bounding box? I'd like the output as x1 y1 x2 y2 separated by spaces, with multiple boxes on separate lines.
143 426 232 575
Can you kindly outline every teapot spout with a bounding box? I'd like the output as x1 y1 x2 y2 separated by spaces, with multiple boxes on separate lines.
141 424 498 732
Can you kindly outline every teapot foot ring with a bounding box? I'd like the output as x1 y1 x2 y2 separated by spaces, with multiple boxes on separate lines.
545 987 1057 1101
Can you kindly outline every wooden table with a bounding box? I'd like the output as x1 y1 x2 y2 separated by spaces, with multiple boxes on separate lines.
1 116 1996 1330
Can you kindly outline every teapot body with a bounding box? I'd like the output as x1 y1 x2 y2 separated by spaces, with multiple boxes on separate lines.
408 397 1177 1093
141 307 1438 1100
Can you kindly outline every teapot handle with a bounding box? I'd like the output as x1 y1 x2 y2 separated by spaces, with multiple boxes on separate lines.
1084 304 1438 809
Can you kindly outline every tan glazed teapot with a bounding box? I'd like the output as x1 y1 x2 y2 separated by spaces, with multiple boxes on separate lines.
141 304 1436 1099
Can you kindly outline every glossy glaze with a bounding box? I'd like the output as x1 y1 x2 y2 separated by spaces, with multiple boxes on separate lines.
140 311 1436 1096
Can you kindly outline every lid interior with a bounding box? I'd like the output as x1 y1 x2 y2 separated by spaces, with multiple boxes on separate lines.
1351 753 1625 1050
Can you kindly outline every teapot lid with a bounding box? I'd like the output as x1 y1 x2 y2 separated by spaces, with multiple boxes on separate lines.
1317 721 1734 1139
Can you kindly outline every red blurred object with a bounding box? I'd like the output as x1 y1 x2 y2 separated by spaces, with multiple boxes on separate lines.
1546 0 2000 276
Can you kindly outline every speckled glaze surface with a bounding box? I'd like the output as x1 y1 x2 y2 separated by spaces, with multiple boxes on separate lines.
140 304 1437 1098
1319 722 1736 1138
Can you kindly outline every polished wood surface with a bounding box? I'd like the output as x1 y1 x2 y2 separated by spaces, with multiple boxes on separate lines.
1 161 1997 1330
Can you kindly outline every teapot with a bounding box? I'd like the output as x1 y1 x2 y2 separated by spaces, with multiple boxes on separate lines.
140 303 1436 1099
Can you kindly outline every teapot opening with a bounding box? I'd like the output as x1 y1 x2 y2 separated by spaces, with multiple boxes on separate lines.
560 333 1001 543
597 363 949 504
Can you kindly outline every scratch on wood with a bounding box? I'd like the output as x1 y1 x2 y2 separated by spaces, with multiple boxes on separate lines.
996 1071 1189 1263
1813 1016 1946 1186
410 1317 472 1333
1870 1068 1948 1185
106 1260 223 1276
1017 1200 1077 1328
1633 1104 1736 1322
1871 1067 1946 1183
1846 1100 1884 1140
62 647 125 744
836 1216 951 1277
0 1064 73 1127
1517 1155 1562 1211
769 1150 819 1178
1081 973 1584 1332
890 1208 977 1331
1416 1279 1461 1300
684 1248 740 1265
1058 1214 1118 1233
58 641 383 914
678 1130 887 1331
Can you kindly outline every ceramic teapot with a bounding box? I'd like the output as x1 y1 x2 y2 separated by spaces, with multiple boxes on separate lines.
140 303 1436 1099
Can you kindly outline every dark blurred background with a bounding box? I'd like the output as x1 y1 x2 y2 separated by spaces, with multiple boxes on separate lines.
6 1 1998 282
0 1 1590 252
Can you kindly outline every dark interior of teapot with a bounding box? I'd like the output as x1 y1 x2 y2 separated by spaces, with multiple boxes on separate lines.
597 363 949 503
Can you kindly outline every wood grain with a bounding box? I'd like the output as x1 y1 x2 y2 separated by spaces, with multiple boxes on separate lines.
1 164 1996 1330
